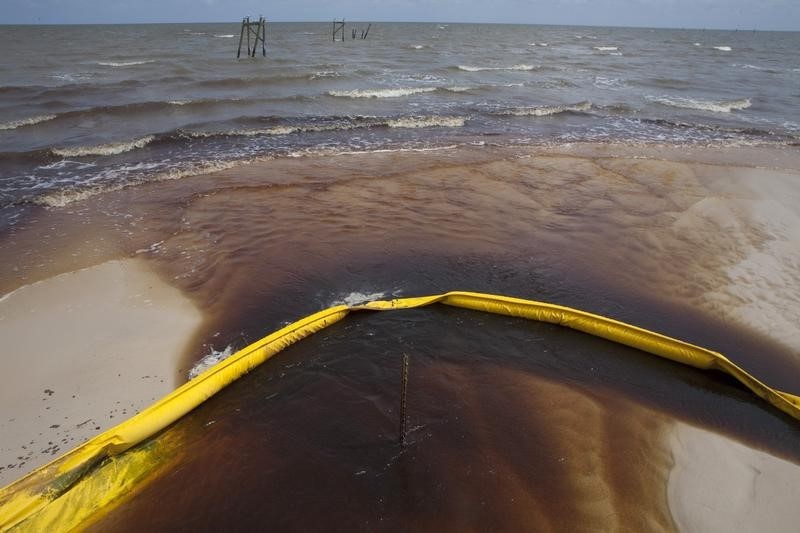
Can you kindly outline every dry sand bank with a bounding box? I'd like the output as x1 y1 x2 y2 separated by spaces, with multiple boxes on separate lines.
0 259 201 486
669 421 800 533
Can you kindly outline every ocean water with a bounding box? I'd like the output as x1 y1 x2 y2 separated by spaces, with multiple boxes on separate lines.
0 22 798 218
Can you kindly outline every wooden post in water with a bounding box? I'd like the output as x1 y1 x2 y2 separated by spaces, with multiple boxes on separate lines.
237 16 267 58
237 17 247 58
400 353 409 445
332 18 345 42
246 17 251 55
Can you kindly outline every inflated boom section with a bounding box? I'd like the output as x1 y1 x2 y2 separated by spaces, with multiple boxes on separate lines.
2 291 800 531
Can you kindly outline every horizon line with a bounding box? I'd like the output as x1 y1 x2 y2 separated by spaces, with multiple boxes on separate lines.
0 20 797 32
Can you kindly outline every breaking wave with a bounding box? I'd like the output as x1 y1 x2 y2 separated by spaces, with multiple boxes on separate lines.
649 96 751 113
457 64 537 72
0 114 57 130
328 87 437 98
386 116 466 128
593 46 619 51
96 60 155 67
33 160 236 207
51 135 156 157
713 46 732 52
498 101 592 117
187 115 466 137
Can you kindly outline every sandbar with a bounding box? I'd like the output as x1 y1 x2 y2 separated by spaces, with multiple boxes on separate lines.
0 258 201 486
668 421 800 532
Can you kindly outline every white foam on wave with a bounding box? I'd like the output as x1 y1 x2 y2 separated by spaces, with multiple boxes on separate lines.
168 99 192 106
220 124 353 137
386 116 466 128
458 64 537 72
35 183 128 207
309 71 341 80
445 86 472 92
34 160 236 207
191 114 466 138
694 42 702 46
713 46 732 52
287 143 459 159
410 45 424 50
188 345 235 380
96 60 155 67
501 101 592 117
39 159 96 170
51 135 155 157
649 95 751 113
529 42 549 47
594 76 626 89
328 87 437 98
0 114 57 130
593 46 618 51
214 34 235 38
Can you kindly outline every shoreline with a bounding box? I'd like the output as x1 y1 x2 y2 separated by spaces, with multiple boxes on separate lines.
0 259 201 486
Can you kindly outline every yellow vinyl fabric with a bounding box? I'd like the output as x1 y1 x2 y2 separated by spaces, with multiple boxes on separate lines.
2 291 800 531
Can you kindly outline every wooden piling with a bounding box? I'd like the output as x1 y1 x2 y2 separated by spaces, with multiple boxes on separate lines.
236 17 246 58
236 16 267 58
400 353 409 445
246 16 251 56
332 18 345 42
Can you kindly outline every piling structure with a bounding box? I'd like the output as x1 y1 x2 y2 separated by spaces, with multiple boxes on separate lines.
237 16 267 58
332 19 345 42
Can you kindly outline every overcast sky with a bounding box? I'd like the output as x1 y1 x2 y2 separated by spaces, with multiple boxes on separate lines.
2 0 799 30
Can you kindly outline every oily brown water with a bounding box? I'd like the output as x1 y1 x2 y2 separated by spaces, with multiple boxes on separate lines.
87 307 800 532
2 144 800 529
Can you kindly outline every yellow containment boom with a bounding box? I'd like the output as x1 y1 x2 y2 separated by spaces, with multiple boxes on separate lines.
2 291 800 531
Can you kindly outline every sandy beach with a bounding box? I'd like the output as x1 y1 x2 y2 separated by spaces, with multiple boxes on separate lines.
669 421 800 533
1 143 800 529
0 259 201 486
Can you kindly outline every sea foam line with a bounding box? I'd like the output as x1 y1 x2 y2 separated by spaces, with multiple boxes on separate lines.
593 46 619 51
96 60 155 67
0 114 57 130
327 87 437 98
499 101 592 117
649 96 751 113
457 64 537 72
187 115 467 138
386 116 466 128
713 46 732 52
33 160 236 207
51 135 156 157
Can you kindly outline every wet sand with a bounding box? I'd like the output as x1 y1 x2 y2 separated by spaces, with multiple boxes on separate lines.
1 142 800 529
